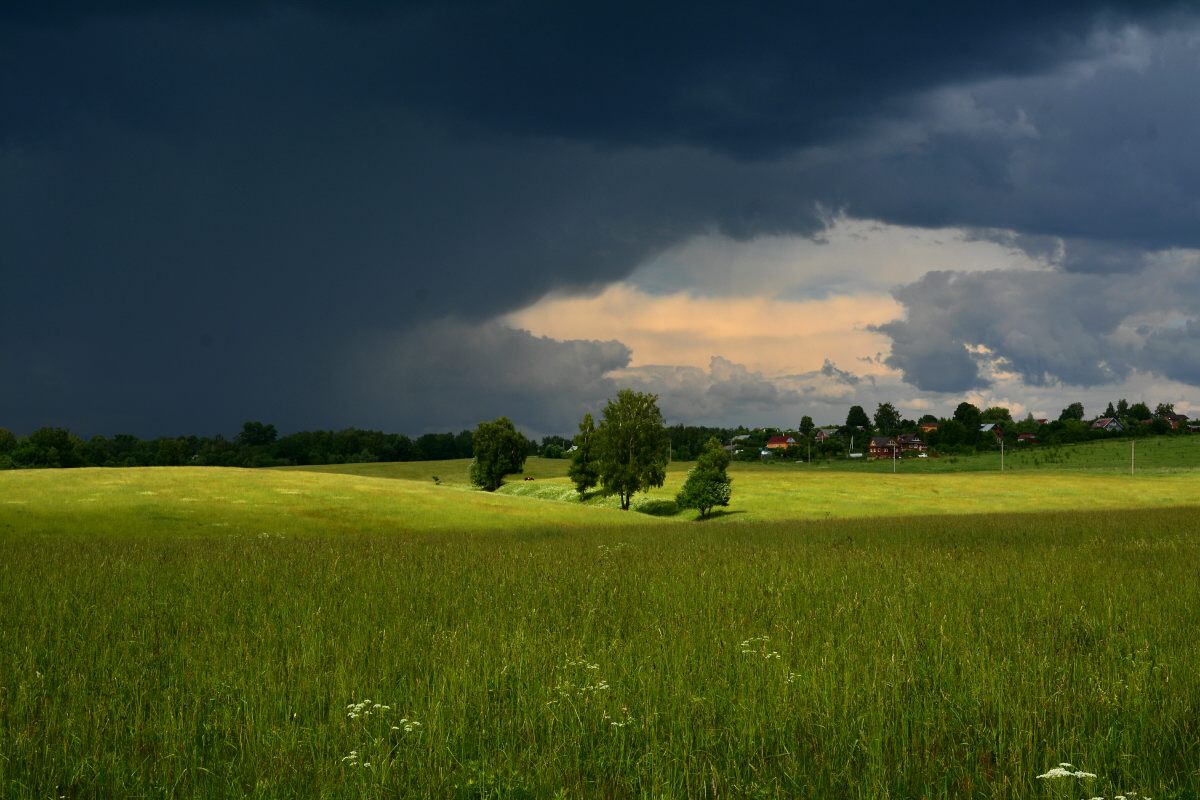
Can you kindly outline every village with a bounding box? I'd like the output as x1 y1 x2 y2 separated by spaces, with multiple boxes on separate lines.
728 401 1199 461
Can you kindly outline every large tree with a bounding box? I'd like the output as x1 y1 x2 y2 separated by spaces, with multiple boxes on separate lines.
845 405 871 430
873 402 902 435
469 416 527 491
568 412 600 497
953 402 982 429
1128 401 1152 420
1059 402 1085 422
981 406 1013 425
676 437 732 519
595 389 670 510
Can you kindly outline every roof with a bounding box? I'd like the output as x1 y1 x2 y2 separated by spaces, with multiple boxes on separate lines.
869 436 895 446
765 435 795 445
979 423 996 432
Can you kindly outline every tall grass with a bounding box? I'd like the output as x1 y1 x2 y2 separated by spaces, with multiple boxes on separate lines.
1 468 1198 797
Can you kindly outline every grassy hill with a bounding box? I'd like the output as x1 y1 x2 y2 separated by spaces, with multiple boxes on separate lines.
284 445 1200 522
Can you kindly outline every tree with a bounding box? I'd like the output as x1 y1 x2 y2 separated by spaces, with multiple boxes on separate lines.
953 402 982 430
676 437 732 519
845 405 871 430
1128 401 1152 420
798 416 815 436
1059 402 1085 422
469 417 527 491
873 402 902 435
1117 398 1130 417
918 413 938 424
236 421 277 447
568 413 600 496
981 406 1013 425
1155 402 1176 417
1104 401 1117 418
595 389 670 510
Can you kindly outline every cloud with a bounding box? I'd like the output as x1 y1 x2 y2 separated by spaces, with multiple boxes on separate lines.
819 359 863 387
4 4 1200 435
877 250 1200 392
340 321 631 436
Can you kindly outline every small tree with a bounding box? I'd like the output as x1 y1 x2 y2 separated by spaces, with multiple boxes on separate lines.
595 389 669 510
676 437 732 519
469 417 527 491
568 413 600 497
798 416 814 436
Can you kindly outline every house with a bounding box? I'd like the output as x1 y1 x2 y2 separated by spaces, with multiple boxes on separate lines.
1164 413 1188 431
868 436 897 459
1016 433 1038 444
980 423 1003 440
919 422 939 434
814 428 837 443
895 433 927 453
765 435 796 450
1036 418 1050 425
1091 417 1124 433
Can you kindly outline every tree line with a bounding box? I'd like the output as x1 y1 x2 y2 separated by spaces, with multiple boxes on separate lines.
0 424 478 470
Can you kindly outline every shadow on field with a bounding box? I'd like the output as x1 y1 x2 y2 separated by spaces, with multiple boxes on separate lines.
693 509 746 521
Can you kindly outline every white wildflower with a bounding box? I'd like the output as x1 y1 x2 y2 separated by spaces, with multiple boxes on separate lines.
1037 765 1098 780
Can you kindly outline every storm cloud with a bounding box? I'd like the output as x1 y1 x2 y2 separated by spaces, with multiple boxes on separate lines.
3 2 1200 435
880 250 1200 392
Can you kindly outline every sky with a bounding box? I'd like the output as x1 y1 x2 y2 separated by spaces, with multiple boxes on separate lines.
4 1 1200 438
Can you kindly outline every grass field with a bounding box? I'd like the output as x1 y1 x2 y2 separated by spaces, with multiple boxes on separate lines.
2 461 1199 798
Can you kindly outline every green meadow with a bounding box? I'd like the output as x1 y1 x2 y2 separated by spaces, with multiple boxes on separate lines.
2 450 1199 798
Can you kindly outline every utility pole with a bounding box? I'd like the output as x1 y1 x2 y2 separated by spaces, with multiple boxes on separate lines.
1131 440 1135 476
1000 437 1005 472
892 442 897 473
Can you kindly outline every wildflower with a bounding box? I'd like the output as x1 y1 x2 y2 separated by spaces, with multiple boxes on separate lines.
1037 765 1097 779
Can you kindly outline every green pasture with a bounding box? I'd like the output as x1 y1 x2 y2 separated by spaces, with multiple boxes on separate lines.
2 464 1200 798
289 452 1200 522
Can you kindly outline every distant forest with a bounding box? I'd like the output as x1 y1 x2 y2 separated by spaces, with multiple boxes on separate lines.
0 422 738 470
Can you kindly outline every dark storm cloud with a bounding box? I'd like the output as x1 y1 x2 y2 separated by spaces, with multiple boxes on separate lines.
819 359 863 387
340 321 631 436
3 1 1200 434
